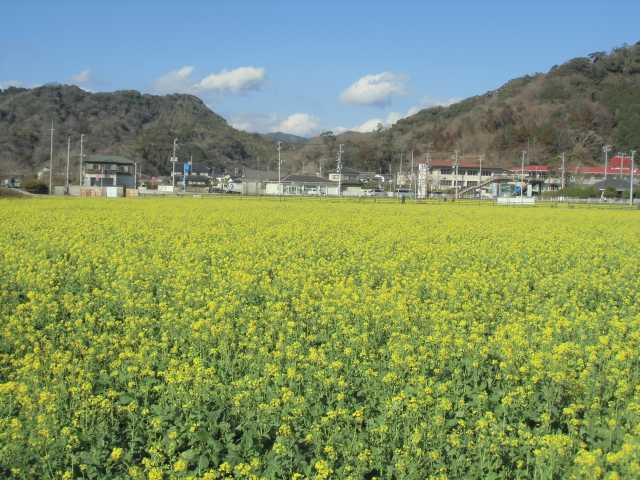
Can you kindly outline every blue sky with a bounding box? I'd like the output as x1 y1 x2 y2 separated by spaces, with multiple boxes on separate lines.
2 0 639 136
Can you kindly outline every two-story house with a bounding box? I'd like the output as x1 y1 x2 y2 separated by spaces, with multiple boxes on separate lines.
83 155 136 187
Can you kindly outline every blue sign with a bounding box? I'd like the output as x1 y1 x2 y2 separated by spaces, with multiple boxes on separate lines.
183 162 192 175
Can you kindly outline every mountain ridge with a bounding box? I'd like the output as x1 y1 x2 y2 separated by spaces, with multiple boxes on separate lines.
2 42 640 177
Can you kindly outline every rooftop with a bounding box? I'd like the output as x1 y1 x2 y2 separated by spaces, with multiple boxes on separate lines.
87 154 135 165
279 174 334 184
593 178 634 191
419 159 508 171
328 166 372 174
572 165 640 175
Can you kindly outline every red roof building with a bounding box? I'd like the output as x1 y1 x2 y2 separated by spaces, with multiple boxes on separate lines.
572 155 639 176
418 159 507 172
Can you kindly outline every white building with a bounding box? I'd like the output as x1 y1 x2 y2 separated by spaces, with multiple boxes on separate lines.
264 174 335 195
417 159 509 197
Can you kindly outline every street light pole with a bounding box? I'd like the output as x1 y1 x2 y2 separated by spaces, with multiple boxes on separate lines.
171 138 178 188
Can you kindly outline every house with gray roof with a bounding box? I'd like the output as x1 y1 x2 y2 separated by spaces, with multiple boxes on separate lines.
83 155 136 187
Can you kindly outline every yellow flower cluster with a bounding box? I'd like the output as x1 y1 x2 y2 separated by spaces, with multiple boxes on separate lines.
1 197 639 479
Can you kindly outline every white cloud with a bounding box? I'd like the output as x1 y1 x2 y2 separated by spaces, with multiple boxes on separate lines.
385 112 403 125
229 113 276 133
152 66 195 93
194 66 265 94
274 113 319 137
70 69 92 84
228 112 319 136
340 72 406 106
406 97 462 116
152 65 266 95
351 97 463 133
353 118 385 133
350 111 403 133
0 80 22 89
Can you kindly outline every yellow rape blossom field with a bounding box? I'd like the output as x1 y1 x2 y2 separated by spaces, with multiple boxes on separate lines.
1 197 640 480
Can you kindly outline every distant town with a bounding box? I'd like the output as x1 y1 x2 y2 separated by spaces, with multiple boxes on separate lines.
2 145 637 205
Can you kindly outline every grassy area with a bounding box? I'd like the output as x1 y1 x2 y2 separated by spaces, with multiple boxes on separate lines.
1 198 639 479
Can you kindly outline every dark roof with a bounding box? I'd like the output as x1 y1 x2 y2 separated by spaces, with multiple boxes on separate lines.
173 172 211 181
242 168 279 181
185 175 210 183
281 174 333 184
593 178 633 191
87 155 135 165
190 162 211 173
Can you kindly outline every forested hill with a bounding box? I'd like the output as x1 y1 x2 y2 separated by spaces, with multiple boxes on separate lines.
288 42 640 174
392 42 640 164
0 85 275 175
2 42 640 177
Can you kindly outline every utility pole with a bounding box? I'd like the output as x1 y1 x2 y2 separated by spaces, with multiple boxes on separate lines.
631 150 636 206
49 120 54 195
277 141 282 194
561 152 566 190
521 150 527 200
478 154 484 198
171 138 178 188
79 134 85 187
454 150 459 199
134 162 138 189
410 150 414 197
337 144 344 196
426 150 432 197
603 145 611 180
65 136 71 194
